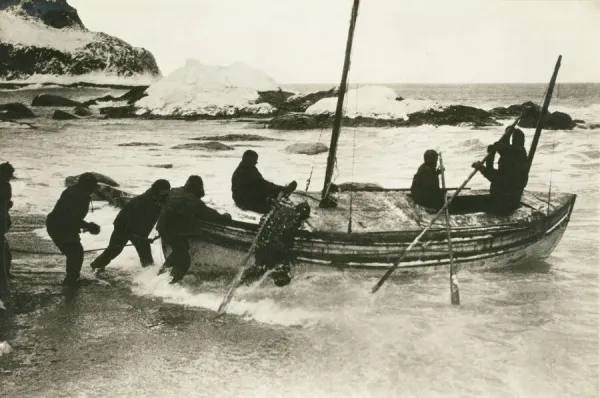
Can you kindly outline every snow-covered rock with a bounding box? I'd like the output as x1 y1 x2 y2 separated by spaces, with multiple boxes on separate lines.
0 0 161 80
306 85 441 120
135 59 280 117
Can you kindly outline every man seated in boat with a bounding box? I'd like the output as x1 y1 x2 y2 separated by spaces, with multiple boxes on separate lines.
239 201 311 287
157 175 231 284
231 150 297 213
410 149 445 211
470 126 529 216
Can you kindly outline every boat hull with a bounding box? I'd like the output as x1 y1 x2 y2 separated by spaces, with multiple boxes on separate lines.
161 190 576 277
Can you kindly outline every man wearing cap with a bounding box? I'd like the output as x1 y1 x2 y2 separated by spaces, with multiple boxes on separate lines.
231 150 297 213
239 201 311 287
90 179 171 271
0 162 15 301
46 172 101 286
410 149 445 211
157 175 231 284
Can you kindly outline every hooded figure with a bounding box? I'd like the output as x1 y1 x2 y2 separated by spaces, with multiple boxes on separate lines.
472 126 529 216
157 175 231 284
90 179 171 271
239 201 311 287
410 150 445 211
231 150 296 213
0 162 15 300
46 172 101 286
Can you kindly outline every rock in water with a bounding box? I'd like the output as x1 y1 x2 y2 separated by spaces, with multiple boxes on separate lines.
190 134 281 142
73 106 92 117
0 1 161 80
0 102 35 119
52 110 77 120
406 105 500 127
100 106 136 118
269 113 330 130
32 94 81 107
285 142 329 155
171 142 234 151
65 172 119 187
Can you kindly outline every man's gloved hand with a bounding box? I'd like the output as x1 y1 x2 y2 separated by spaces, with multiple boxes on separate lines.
8 200 13 209
85 222 101 235
472 161 484 172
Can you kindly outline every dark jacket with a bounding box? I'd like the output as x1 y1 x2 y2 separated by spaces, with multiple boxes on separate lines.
46 185 92 240
0 180 12 235
113 188 164 237
157 187 227 240
231 162 282 212
410 163 444 210
482 145 529 214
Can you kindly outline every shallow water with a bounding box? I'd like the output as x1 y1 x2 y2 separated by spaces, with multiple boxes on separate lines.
1 85 599 397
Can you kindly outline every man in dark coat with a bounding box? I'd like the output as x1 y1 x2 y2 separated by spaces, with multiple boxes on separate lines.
410 149 445 211
90 179 171 271
239 201 311 287
157 175 231 284
472 126 529 216
0 162 15 301
231 150 296 213
46 173 101 286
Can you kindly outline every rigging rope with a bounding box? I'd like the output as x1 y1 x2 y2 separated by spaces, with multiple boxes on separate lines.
305 125 326 192
348 82 359 234
547 84 559 215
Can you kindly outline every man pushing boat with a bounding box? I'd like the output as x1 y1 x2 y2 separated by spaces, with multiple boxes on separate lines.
157 175 231 284
90 179 171 272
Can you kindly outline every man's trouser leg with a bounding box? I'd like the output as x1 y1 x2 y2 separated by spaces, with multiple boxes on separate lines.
168 239 191 283
90 229 128 270
0 236 10 300
54 239 84 283
130 235 154 267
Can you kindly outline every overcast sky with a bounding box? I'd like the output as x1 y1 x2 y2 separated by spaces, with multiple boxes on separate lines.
69 0 600 83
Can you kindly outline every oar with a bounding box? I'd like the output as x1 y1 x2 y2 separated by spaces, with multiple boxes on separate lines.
371 119 520 294
214 190 289 318
439 153 460 305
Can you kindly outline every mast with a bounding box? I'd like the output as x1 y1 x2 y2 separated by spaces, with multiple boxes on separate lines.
527 55 562 169
320 0 360 203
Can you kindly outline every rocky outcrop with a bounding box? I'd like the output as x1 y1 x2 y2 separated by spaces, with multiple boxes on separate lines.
269 105 500 130
65 172 119 187
0 102 35 119
171 142 234 151
489 101 576 130
0 0 161 80
0 0 83 29
149 164 173 169
82 86 149 107
32 94 81 107
405 105 500 127
52 109 77 120
255 88 339 114
285 142 329 155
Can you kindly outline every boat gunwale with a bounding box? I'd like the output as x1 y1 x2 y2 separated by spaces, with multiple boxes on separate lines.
196 193 576 245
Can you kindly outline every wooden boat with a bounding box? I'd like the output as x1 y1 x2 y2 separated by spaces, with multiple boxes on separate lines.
164 0 576 279
177 189 575 277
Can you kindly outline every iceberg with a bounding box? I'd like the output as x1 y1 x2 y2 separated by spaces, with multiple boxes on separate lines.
305 85 441 120
136 59 280 117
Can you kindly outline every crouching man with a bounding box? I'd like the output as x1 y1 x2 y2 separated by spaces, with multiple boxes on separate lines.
240 202 311 287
